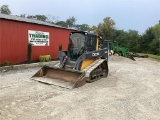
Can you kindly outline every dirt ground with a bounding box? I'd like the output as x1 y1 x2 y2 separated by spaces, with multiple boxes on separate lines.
0 56 160 120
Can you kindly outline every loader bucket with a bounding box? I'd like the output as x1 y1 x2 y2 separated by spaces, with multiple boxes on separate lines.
31 66 86 89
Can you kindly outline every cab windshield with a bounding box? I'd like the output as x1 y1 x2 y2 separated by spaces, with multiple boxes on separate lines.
68 33 85 60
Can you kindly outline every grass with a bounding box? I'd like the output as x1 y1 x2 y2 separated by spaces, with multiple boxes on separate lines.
138 53 160 60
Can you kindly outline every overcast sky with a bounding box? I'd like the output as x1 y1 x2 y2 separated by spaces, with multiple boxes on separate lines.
0 0 160 33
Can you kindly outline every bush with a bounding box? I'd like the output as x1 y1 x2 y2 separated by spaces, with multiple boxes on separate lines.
3 60 9 66
39 55 51 62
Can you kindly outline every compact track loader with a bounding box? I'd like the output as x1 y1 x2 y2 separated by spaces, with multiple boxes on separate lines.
31 31 109 89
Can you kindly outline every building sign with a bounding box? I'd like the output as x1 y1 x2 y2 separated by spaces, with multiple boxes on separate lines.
28 30 49 46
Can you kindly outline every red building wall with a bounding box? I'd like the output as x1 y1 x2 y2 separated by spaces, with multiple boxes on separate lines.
0 19 75 64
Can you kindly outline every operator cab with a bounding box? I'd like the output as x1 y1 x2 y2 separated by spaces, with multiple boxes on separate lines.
68 31 97 60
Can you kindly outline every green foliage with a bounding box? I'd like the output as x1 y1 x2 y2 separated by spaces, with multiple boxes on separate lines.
138 53 160 60
3 60 9 66
90 18 159 56
55 16 77 28
112 29 141 53
138 26 159 55
96 17 115 39
152 24 160 38
27 43 32 63
148 39 159 54
75 24 90 31
55 21 67 27
27 14 47 21
39 55 51 62
35 15 47 21
19 14 49 22
112 24 160 55
0 5 11 14
66 16 76 28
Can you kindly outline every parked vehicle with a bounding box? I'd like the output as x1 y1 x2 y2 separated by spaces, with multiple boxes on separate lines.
31 31 109 89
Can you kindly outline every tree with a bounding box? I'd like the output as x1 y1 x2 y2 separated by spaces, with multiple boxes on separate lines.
140 27 155 53
0 5 11 14
96 17 115 39
35 15 47 21
151 23 160 54
46 15 59 24
20 14 26 18
90 25 97 33
27 15 36 19
113 29 129 47
148 38 159 54
112 29 142 53
55 21 67 27
66 16 76 28
152 24 160 39
128 30 141 52
26 14 47 22
139 23 160 55
75 24 90 31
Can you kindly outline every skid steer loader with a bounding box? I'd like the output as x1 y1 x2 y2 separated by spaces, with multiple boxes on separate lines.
31 31 109 89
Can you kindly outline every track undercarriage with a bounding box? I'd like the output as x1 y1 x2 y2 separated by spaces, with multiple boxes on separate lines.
82 58 108 82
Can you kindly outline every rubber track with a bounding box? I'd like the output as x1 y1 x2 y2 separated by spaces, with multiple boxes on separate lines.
82 58 106 80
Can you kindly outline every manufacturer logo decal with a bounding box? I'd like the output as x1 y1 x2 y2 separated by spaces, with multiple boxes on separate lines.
92 53 100 56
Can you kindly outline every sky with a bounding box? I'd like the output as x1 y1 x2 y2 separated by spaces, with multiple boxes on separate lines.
0 0 160 34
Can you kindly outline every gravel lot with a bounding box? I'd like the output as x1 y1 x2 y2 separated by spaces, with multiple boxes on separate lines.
0 56 160 120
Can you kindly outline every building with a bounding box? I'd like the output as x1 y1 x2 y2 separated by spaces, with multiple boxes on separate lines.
0 14 77 64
